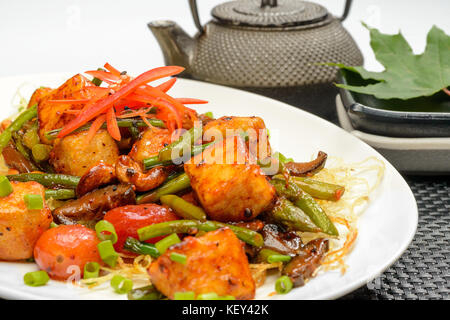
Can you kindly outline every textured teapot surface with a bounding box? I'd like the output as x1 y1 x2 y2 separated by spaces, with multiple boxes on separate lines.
149 0 363 88
191 17 363 87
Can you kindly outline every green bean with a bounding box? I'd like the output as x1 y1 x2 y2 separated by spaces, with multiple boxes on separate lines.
128 124 140 140
136 173 190 204
137 220 264 247
160 195 207 221
256 248 280 263
123 237 160 257
31 144 52 162
273 175 345 201
44 189 76 200
142 158 173 170
127 285 164 300
142 156 160 169
268 197 320 232
0 105 37 153
12 132 33 161
44 118 165 140
271 180 338 236
191 141 215 155
143 141 214 170
158 127 202 162
7 173 80 188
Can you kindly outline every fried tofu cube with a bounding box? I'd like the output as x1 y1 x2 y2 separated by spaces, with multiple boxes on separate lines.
148 228 255 300
28 87 53 109
203 116 271 159
49 129 119 177
184 136 275 222
128 127 172 162
0 181 52 261
37 74 94 144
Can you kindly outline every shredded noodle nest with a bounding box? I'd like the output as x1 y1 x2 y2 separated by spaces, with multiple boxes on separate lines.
306 156 385 273
79 253 153 289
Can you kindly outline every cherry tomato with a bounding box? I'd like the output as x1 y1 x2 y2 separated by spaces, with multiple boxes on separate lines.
34 225 102 280
104 204 179 254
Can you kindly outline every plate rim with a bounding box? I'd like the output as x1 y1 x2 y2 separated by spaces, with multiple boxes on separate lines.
0 73 418 300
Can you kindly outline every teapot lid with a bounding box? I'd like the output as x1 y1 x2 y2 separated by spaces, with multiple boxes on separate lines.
211 0 328 28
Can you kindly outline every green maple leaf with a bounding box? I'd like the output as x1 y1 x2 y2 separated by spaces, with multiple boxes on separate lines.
332 23 450 100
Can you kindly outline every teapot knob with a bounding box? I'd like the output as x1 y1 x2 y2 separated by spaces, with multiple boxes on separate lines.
261 0 278 8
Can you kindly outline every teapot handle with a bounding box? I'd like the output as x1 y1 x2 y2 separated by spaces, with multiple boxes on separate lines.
339 0 353 22
188 0 204 34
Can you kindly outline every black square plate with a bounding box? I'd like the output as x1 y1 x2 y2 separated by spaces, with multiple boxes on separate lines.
337 70 450 138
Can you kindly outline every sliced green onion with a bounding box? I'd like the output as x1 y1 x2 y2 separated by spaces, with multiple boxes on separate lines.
275 275 293 294
50 222 58 228
239 131 249 142
203 111 213 118
22 127 40 149
24 194 43 210
24 270 50 287
169 252 187 265
91 68 105 86
0 175 13 197
274 151 293 164
218 295 236 300
97 240 119 267
197 292 219 300
31 144 52 162
128 285 164 300
91 77 102 87
95 220 118 244
155 233 181 254
111 275 133 294
174 291 196 300
83 262 100 280
267 254 292 263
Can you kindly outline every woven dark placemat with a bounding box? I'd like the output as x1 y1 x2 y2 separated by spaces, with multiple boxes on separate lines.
341 175 450 300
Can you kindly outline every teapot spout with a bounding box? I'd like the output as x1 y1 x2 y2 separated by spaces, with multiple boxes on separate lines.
148 20 194 70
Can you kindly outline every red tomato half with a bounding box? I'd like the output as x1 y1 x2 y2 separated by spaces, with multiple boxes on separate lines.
104 204 178 253
34 225 102 280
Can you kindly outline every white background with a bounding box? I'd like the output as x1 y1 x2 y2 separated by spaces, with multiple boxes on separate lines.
0 0 449 77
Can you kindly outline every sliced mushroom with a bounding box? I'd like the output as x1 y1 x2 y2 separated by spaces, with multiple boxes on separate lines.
261 223 303 256
76 162 117 197
2 143 36 173
53 184 136 228
282 238 329 287
285 151 327 177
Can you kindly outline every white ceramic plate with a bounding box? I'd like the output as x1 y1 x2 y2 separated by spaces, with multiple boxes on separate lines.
0 73 417 300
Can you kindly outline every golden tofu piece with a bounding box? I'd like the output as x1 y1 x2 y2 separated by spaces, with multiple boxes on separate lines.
37 74 93 144
203 116 271 159
49 129 119 177
148 228 255 300
0 181 52 261
185 136 276 222
128 127 172 162
28 87 53 109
